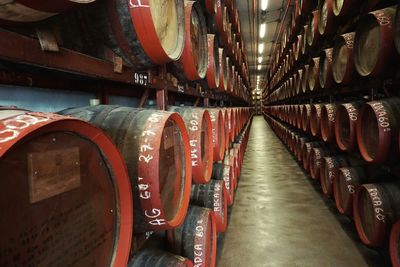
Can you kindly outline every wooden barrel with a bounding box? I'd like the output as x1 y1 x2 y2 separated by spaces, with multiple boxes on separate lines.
309 146 332 180
179 1 208 81
221 109 230 149
356 98 400 164
319 48 334 89
190 180 228 232
202 0 217 15
215 0 225 33
333 0 360 17
310 104 323 137
103 0 185 69
318 0 335 36
0 0 95 23
395 4 400 55
302 25 309 55
212 163 234 206
301 64 310 93
390 220 400 267
225 108 235 143
320 103 337 142
334 166 375 216
332 32 356 84
129 249 193 267
308 57 320 91
320 155 348 196
301 104 312 132
208 109 225 162
226 57 233 93
354 182 400 247
206 34 220 89
354 6 396 77
168 107 213 184
307 10 320 47
167 206 217 267
0 109 132 266
218 48 228 91
60 106 191 233
335 101 363 152
302 141 324 172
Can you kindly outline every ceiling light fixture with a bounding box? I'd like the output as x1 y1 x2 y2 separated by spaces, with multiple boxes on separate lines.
259 23 266 38
261 0 268 11
258 43 264 54
258 57 263 63
258 65 262 70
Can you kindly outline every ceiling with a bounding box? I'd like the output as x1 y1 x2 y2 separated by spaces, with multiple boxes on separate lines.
236 0 292 91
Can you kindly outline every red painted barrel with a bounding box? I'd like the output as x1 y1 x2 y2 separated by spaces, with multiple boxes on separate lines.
318 0 335 36
356 98 400 164
308 57 320 91
190 180 228 232
320 156 348 196
179 1 208 81
320 103 337 142
302 141 324 172
206 34 220 89
354 6 396 77
212 163 234 206
0 109 132 267
60 106 191 232
354 183 400 247
332 32 356 84
167 206 217 267
168 107 213 184
105 0 185 68
129 249 193 267
203 0 217 15
319 48 334 89
0 0 95 23
208 109 225 162
218 48 228 91
215 0 226 34
335 102 363 152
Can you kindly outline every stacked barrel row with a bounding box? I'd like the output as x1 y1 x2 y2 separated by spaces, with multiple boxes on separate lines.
0 0 250 103
265 1 400 103
263 100 400 266
0 105 252 266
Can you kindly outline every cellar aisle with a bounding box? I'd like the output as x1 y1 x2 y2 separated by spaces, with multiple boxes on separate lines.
217 116 383 267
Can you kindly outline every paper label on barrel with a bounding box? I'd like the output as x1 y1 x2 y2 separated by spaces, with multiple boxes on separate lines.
28 147 81 203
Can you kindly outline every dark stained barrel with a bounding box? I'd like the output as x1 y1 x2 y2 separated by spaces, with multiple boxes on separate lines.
0 0 95 23
335 101 363 152
395 4 400 55
301 104 312 132
320 103 337 142
308 57 320 91
310 104 323 137
319 48 334 89
320 155 348 196
390 220 400 267
167 206 217 267
309 145 332 180
190 180 228 232
332 32 355 84
302 141 324 172
356 98 400 164
129 249 193 267
206 34 220 89
333 0 360 17
307 10 320 48
60 105 191 233
318 0 335 36
168 107 213 184
354 6 396 77
0 109 132 267
354 182 400 247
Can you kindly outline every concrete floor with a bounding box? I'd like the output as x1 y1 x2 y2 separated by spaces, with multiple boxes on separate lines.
217 116 387 267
